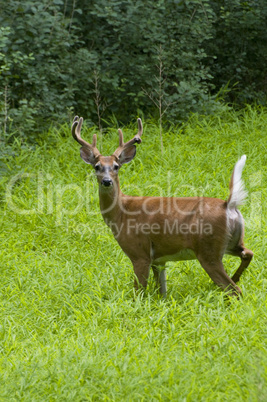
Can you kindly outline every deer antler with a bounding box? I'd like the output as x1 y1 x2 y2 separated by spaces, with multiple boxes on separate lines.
72 116 100 158
113 118 143 158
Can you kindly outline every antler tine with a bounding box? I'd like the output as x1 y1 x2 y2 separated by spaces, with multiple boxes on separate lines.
72 116 83 144
123 117 143 147
137 117 143 139
113 118 143 158
118 129 124 147
92 134 97 148
71 116 100 156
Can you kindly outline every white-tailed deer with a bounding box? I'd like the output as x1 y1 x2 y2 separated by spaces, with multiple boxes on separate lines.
72 116 253 297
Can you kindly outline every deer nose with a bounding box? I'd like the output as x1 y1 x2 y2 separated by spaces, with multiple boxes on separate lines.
101 178 113 187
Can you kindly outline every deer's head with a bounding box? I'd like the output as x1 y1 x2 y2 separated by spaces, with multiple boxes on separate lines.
72 117 143 189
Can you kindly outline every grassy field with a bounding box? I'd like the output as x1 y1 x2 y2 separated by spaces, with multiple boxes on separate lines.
0 106 267 401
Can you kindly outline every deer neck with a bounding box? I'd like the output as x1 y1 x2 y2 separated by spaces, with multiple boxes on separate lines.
98 177 122 225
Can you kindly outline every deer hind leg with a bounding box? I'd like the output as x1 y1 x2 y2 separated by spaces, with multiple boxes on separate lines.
152 264 167 297
198 257 242 297
231 247 253 283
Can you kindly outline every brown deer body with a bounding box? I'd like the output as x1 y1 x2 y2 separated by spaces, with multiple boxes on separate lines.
72 116 253 297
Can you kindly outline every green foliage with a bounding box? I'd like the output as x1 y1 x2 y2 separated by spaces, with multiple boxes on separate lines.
0 0 267 138
0 26 35 136
66 0 216 123
207 0 267 104
0 107 267 399
0 0 80 137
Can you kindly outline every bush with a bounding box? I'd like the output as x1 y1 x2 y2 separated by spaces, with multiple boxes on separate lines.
0 0 266 138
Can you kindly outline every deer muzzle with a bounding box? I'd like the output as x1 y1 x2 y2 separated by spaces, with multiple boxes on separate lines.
101 177 113 187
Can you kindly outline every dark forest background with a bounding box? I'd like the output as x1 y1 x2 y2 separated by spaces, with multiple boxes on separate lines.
0 0 266 139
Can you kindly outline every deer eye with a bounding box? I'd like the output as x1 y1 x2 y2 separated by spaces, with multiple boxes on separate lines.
114 164 119 171
95 164 101 172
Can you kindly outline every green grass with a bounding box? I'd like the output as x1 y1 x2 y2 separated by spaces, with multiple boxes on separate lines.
0 106 267 401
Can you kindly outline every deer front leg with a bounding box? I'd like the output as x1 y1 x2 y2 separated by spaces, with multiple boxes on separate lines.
152 264 167 297
132 259 151 291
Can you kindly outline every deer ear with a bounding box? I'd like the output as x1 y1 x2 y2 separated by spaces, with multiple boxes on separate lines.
118 145 136 165
80 146 96 165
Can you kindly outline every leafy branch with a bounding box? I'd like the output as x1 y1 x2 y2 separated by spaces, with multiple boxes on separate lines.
142 46 176 154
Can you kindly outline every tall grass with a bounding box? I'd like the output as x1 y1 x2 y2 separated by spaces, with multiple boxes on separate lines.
0 106 267 400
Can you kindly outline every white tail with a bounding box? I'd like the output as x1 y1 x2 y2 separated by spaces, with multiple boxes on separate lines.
72 117 253 298
227 155 248 209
